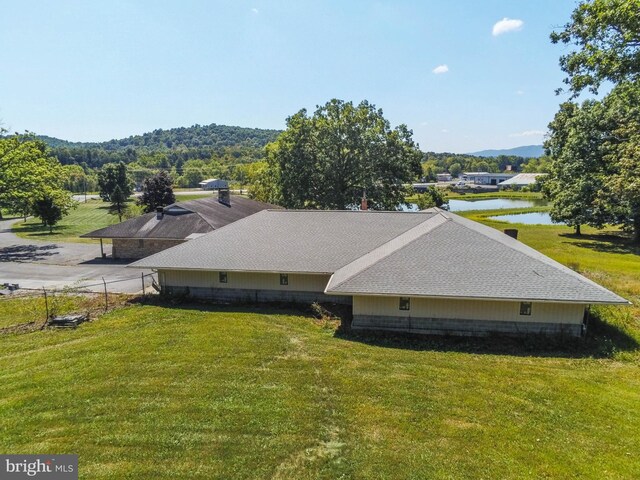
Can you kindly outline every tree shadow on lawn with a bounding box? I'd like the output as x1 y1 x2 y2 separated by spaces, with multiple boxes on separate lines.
560 232 640 256
12 223 70 238
335 313 639 360
135 297 638 360
0 244 60 262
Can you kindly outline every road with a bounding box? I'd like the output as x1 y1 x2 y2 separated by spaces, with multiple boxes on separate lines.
0 217 154 293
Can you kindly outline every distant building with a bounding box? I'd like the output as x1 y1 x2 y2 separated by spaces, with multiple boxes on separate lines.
82 192 277 259
199 178 228 190
462 172 515 186
436 173 452 182
498 173 547 190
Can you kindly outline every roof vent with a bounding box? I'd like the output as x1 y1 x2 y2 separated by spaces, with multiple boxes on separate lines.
156 207 164 219
504 228 518 239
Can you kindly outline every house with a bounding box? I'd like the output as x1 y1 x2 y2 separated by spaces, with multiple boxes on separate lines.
129 209 628 337
436 173 453 182
462 172 515 185
498 173 547 190
199 178 228 190
82 192 277 259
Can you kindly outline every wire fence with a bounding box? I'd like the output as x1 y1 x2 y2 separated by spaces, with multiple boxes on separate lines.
0 272 158 334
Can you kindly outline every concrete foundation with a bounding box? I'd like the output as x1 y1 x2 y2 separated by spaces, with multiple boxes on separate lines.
352 314 583 337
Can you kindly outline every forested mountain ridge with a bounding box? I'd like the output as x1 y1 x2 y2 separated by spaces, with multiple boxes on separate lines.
36 123 282 170
38 123 281 151
469 145 544 158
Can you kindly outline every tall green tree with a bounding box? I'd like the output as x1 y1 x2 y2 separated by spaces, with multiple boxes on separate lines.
602 81 640 241
137 171 176 213
551 0 640 96
543 101 614 235
98 162 133 221
31 190 76 233
266 99 422 210
0 134 68 220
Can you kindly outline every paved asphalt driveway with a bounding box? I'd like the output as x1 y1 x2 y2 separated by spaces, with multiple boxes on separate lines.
0 217 154 293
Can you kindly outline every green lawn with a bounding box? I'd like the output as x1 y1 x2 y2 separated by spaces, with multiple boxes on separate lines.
0 300 638 479
12 199 119 244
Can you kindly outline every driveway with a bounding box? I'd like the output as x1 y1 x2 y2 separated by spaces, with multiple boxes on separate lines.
0 217 154 293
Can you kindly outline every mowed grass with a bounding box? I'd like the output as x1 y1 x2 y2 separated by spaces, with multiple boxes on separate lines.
0 302 639 479
12 200 119 244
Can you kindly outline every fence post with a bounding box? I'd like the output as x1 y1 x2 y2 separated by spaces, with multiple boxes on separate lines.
43 287 49 321
141 272 145 295
102 277 108 312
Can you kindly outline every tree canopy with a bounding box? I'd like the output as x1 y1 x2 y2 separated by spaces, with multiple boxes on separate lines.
551 0 640 96
546 0 640 242
0 135 71 220
98 162 133 221
137 171 176 213
263 99 422 210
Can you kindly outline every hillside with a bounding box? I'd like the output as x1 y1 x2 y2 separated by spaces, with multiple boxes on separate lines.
469 145 544 158
39 123 281 152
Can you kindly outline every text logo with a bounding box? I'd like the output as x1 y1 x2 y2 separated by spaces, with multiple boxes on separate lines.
0 455 77 480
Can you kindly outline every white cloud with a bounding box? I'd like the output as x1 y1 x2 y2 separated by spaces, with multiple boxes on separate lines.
433 64 449 74
251 8 259 14
515 90 524 95
509 130 545 137
492 18 524 36
441 129 449 133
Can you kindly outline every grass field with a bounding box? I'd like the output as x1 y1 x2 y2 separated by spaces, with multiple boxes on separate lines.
11 199 120 244
0 300 638 479
11 194 212 244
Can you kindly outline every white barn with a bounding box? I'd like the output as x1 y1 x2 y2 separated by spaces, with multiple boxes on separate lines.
130 209 628 337
199 178 229 190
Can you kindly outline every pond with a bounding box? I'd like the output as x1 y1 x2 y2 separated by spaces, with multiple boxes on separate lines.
448 198 547 212
401 197 548 213
487 212 563 225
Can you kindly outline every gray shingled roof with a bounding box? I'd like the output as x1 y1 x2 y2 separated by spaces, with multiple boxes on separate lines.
81 195 277 240
130 210 437 273
326 211 628 304
129 208 628 305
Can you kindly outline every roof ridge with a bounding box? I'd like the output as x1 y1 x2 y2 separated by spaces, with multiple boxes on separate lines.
442 210 629 303
325 213 449 292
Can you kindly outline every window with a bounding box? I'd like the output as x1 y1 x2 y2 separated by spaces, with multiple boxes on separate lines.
399 297 411 311
520 302 532 316
219 272 228 284
280 273 289 286
138 239 144 248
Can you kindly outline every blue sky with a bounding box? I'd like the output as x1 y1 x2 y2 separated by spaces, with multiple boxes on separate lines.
0 1 577 153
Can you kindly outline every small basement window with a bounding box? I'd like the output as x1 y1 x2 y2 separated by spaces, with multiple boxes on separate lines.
520 302 532 316
280 273 289 286
399 297 411 311
219 272 228 284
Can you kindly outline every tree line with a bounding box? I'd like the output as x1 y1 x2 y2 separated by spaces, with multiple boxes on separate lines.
544 0 640 242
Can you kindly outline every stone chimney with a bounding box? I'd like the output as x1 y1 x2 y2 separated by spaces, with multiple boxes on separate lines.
360 191 368 211
156 207 164 220
504 228 518 239
218 188 231 206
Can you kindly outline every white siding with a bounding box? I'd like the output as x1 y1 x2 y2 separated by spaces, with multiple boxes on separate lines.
353 296 585 325
160 269 330 293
